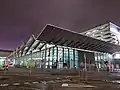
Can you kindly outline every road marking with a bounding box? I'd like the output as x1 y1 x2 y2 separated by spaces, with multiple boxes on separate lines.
41 81 46 83
62 83 68 87
56 77 60 79
0 81 41 87
32 82 39 84
55 80 61 82
0 84 9 86
13 83 20 85
48 80 54 83
24 82 30 84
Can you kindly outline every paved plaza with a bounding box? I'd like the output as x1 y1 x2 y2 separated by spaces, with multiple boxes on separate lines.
0 68 119 90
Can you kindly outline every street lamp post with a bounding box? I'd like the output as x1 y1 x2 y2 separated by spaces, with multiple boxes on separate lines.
84 53 87 80
84 53 87 71
29 51 32 75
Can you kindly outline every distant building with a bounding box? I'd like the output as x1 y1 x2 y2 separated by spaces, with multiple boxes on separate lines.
0 50 12 66
81 22 120 45
81 22 120 68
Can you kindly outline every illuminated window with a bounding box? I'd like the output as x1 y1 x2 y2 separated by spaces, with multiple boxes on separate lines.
114 53 120 59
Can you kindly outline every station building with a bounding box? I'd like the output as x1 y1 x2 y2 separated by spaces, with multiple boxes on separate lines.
81 22 120 45
81 22 120 68
0 50 12 67
7 23 120 70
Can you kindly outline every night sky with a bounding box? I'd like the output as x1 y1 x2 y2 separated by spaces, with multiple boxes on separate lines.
0 0 120 50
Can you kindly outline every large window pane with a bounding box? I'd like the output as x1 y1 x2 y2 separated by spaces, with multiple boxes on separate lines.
75 50 78 68
69 49 74 68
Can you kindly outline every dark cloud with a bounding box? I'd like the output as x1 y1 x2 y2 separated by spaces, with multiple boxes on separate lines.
0 0 120 50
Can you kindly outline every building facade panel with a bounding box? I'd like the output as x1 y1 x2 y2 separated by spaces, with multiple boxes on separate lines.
8 24 120 71
10 42 113 71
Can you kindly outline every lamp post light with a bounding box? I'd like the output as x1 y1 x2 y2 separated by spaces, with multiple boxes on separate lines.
29 51 32 75
84 53 87 80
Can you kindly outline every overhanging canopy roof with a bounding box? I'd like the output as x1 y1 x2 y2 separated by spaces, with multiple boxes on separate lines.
22 35 36 55
0 50 12 57
27 40 40 54
19 42 26 56
37 24 120 54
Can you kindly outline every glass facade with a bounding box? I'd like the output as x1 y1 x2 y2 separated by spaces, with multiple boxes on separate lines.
11 42 113 70
0 57 5 67
94 52 113 69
